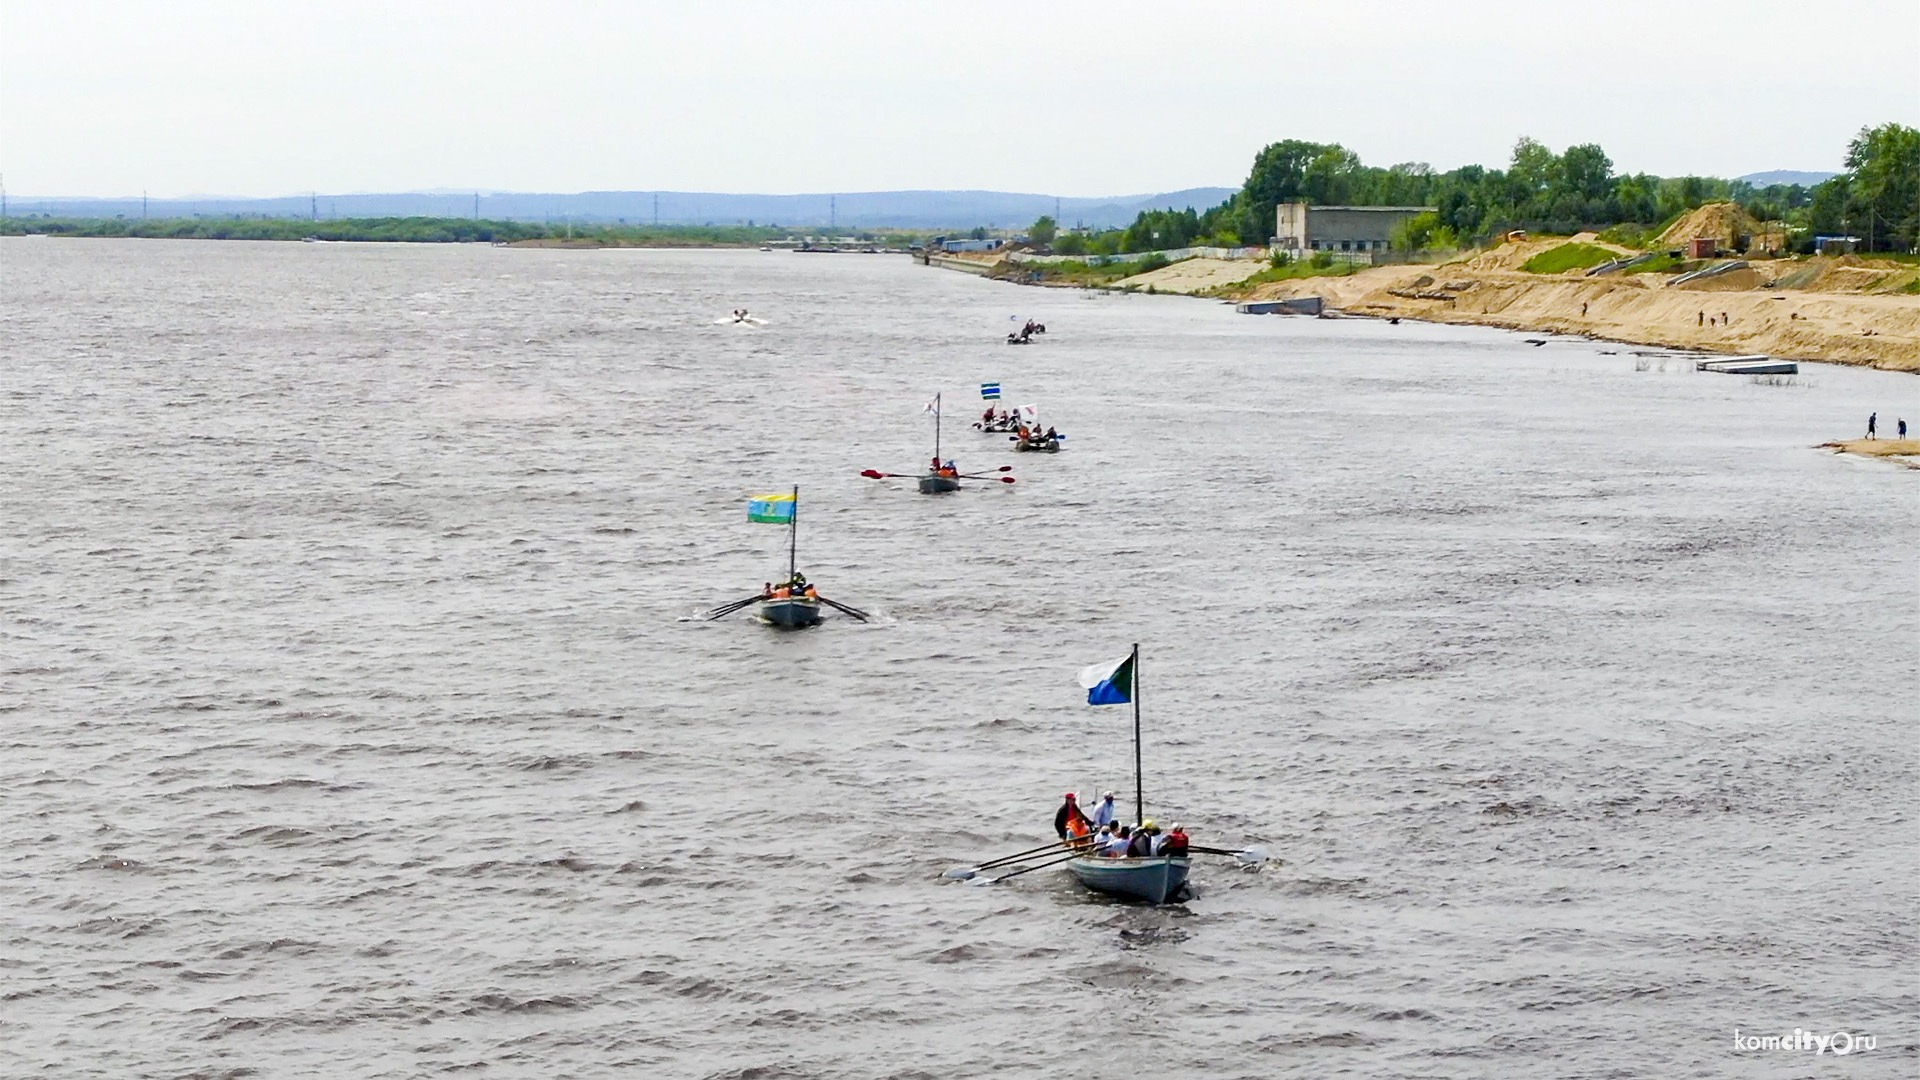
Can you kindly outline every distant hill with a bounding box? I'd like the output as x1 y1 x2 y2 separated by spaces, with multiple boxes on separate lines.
3 187 1239 230
1736 170 1836 187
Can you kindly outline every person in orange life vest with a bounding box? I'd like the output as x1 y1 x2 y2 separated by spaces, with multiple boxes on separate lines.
1053 792 1091 839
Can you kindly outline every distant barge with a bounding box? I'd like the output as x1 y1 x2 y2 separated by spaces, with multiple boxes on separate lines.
1696 355 1798 375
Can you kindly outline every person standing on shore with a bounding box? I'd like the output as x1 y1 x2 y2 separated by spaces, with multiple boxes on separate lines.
1698 311 1704 326
1867 413 1877 439
1900 418 1908 438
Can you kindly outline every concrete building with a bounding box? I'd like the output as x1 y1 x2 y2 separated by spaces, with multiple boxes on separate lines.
1272 203 1435 256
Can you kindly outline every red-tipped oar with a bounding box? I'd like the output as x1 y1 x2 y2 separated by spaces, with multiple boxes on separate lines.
959 474 1017 483
860 469 911 479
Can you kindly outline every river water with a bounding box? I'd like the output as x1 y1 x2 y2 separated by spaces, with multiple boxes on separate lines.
1 238 1915 1078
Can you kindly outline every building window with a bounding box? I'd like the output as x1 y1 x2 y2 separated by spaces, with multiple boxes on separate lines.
1340 240 1351 251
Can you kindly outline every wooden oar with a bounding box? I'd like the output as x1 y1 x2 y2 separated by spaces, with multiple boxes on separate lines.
702 595 765 621
942 839 1072 879
816 595 870 622
974 847 1090 885
860 469 912 479
1188 844 1273 865
958 473 1017 482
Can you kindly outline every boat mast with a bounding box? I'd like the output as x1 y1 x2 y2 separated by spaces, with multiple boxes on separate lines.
934 392 942 463
1132 642 1143 827
788 484 799 582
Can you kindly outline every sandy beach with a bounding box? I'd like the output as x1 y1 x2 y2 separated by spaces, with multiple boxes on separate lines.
1820 437 1920 467
961 233 1920 372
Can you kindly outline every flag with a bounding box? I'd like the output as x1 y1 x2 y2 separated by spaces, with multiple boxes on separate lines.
923 395 941 416
1018 403 1037 418
981 383 1001 400
747 493 796 524
1077 651 1135 705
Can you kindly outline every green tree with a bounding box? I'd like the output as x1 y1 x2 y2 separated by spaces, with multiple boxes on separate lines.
1232 138 1337 243
1030 215 1057 244
1843 122 1920 250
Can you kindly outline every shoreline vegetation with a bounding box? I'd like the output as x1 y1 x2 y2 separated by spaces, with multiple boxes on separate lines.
0 216 927 248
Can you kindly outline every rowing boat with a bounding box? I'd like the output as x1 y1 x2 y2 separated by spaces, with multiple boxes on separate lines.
918 473 962 494
1066 854 1191 904
759 594 822 627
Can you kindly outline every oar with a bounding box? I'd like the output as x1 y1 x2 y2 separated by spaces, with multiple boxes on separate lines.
1188 844 1272 866
958 473 1017 482
971 847 1091 886
942 839 1072 879
702 595 765 621
816 595 870 622
860 469 912 480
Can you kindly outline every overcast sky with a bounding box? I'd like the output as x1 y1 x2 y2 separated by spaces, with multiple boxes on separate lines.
3 0 1915 198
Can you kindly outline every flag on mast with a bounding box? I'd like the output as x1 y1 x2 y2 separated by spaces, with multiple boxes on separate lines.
1078 652 1135 705
746 493 796 524
923 395 941 416
980 383 1001 400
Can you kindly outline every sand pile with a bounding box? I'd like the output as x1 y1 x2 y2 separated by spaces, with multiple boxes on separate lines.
1452 236 1568 273
1658 202 1764 248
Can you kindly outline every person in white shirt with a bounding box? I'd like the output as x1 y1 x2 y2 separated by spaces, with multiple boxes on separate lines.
1089 792 1117 829
1101 825 1131 858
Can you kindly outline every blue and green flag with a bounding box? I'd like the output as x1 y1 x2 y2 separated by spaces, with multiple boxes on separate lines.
1077 651 1135 705
747 493 796 524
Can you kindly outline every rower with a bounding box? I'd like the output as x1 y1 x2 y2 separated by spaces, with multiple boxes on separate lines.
1128 820 1156 858
1161 823 1189 858
1054 793 1090 840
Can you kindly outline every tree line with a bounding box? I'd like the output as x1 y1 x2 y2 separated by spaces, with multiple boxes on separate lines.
0 216 819 246
1041 122 1918 256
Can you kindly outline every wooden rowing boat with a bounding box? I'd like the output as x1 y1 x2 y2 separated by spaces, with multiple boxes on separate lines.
1066 854 1191 904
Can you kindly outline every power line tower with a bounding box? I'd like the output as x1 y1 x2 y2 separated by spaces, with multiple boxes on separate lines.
311 192 318 222
830 194 836 231
473 192 480 220
143 190 149 219
653 192 659 225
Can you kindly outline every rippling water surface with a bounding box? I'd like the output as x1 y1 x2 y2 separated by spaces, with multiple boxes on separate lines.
2 238 1915 1078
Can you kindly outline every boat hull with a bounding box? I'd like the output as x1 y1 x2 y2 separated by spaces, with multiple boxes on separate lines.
1013 439 1059 453
759 597 822 628
918 474 961 494
1066 856 1191 904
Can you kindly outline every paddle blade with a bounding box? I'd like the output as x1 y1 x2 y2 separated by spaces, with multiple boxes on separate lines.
966 875 996 887
997 465 1013 471
860 469 884 479
942 867 977 880
1236 845 1270 866
817 596 870 622
998 476 1016 483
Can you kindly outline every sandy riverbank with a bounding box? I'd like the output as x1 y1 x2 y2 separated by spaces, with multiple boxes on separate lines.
1233 249 1919 372
1819 438 1920 468
966 234 1920 372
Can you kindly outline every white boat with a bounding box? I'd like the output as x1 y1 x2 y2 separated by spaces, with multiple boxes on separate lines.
1065 854 1190 904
